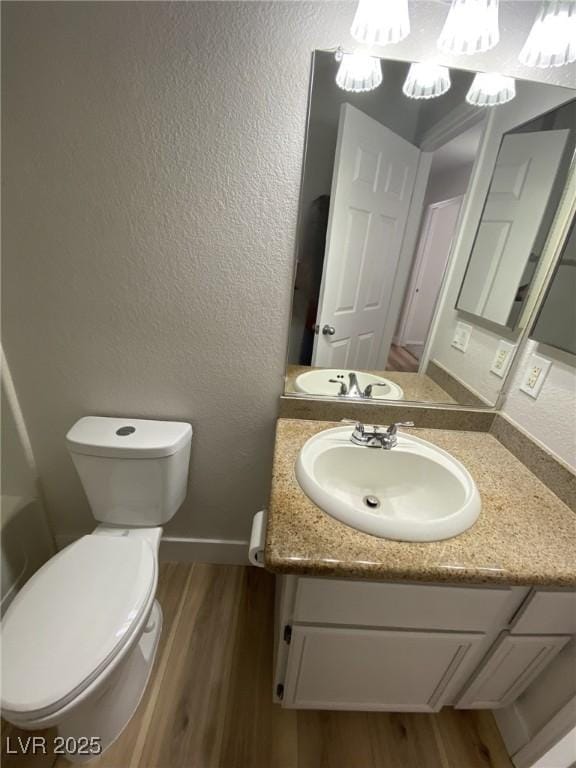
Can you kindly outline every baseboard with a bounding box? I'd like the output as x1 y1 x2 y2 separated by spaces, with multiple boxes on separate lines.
54 533 249 565
159 536 249 565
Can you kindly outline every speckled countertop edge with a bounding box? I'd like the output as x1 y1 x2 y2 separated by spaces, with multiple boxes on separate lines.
265 418 576 587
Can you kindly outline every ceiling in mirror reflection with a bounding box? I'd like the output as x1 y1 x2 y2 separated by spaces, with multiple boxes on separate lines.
286 52 576 408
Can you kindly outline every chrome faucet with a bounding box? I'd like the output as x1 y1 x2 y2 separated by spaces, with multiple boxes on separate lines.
329 372 390 399
348 421 415 449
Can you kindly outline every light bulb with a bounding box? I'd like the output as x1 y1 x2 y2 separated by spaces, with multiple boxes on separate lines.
438 0 500 55
402 63 451 99
351 0 410 46
335 51 383 93
519 0 576 68
466 73 516 107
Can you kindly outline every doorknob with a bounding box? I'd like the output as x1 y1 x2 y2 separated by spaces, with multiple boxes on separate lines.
322 324 336 336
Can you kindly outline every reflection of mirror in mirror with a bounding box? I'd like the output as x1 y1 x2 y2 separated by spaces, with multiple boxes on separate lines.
285 51 576 408
532 217 576 356
457 101 576 328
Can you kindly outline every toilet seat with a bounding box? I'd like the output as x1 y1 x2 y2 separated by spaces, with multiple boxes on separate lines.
1 534 156 722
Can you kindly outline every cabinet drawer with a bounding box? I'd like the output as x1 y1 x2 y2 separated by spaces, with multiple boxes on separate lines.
283 625 484 711
511 590 576 635
455 632 570 709
293 577 522 632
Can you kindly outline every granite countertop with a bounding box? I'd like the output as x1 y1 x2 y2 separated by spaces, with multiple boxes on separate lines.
285 365 456 404
265 418 576 587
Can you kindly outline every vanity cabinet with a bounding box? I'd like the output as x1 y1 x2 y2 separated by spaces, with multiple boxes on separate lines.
274 577 575 712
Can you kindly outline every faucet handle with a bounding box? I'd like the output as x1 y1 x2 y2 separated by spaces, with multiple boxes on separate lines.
329 379 348 396
341 419 365 439
387 420 415 435
363 382 390 397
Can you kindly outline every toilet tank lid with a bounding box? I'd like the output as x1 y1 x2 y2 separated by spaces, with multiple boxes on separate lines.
66 416 192 458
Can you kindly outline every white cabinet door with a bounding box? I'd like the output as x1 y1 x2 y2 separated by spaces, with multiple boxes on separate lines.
282 626 484 711
455 632 571 709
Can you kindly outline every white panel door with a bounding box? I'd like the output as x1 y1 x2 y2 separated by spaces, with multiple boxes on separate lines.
458 129 568 325
396 196 463 355
283 625 484 711
313 103 420 368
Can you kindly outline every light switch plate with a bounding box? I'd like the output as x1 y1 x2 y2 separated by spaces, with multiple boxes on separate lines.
490 340 516 378
451 322 472 353
520 354 552 399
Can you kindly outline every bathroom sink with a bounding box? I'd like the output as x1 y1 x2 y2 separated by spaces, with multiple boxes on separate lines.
295 426 480 542
294 369 404 400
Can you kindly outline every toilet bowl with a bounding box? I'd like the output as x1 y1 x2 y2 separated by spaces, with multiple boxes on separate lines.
1 417 193 762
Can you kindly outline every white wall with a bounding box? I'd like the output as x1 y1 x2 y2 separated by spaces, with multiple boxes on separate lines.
3 1 576 547
425 83 575 405
502 340 576 469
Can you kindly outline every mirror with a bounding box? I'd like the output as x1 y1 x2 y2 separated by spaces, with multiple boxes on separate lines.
285 50 576 407
532 216 576 356
457 101 576 327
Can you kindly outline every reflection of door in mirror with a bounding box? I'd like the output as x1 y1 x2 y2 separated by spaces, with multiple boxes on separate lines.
395 196 463 361
457 129 569 326
313 103 422 369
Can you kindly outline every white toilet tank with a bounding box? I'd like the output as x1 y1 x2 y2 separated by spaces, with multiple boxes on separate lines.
66 417 193 526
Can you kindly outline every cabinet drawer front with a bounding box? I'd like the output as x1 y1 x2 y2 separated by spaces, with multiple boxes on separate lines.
283 626 483 711
511 591 576 635
294 578 521 632
455 632 571 709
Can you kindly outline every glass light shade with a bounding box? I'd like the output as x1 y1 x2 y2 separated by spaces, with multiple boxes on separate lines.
466 73 516 106
402 63 451 99
519 1 576 68
335 52 383 92
351 0 410 46
438 0 500 55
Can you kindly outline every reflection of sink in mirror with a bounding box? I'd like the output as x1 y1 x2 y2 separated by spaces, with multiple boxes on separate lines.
285 49 576 408
296 426 481 542
294 369 404 400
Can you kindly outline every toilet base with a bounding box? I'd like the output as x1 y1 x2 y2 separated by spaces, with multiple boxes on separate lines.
58 600 163 763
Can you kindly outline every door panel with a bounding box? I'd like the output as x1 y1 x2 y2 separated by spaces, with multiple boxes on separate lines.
283 625 484 711
397 196 463 351
313 103 420 368
455 632 571 709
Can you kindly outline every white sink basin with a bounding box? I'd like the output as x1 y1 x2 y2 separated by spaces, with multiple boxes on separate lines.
295 426 480 542
294 369 404 400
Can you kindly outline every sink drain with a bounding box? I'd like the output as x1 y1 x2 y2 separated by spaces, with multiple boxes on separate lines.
363 495 380 509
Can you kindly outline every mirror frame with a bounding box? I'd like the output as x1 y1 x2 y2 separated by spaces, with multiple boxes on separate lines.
283 50 576 412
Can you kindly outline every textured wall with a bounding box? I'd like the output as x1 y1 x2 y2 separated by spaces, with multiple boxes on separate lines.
503 342 576 470
3 1 575 543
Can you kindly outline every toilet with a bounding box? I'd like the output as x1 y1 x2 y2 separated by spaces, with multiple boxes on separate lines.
1 416 192 762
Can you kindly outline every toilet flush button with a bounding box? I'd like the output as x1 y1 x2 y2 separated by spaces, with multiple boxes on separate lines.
116 426 136 436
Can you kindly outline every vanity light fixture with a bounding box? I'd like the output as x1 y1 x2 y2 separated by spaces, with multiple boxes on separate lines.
335 49 383 92
438 0 500 55
351 0 410 46
402 63 451 99
518 0 576 68
465 72 516 106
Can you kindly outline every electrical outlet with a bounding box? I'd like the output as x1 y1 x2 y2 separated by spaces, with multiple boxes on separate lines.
490 340 516 378
520 354 552 399
451 322 472 353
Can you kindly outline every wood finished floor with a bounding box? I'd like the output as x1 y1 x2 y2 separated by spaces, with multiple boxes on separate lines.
2 564 513 768
386 344 420 373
